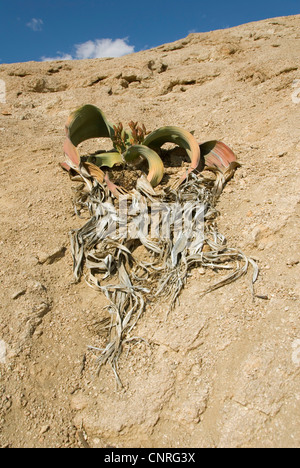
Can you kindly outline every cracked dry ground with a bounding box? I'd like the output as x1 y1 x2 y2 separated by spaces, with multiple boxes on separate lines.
0 15 300 448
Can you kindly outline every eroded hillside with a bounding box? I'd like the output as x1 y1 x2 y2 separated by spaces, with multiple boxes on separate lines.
0 15 299 448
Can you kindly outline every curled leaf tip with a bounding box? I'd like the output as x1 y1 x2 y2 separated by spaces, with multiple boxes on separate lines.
201 141 238 171
123 144 164 187
143 126 201 186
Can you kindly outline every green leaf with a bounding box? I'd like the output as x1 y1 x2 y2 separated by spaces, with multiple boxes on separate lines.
123 145 164 187
143 126 202 172
66 104 115 147
87 152 123 168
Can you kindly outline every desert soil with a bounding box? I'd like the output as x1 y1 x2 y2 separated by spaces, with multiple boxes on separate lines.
0 15 299 448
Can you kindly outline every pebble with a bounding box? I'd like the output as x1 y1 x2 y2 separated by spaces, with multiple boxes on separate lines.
37 246 66 265
252 226 262 242
31 281 47 292
1 110 12 116
11 289 26 300
197 267 206 276
40 425 50 435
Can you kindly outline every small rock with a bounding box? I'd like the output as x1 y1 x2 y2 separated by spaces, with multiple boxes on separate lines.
31 281 47 292
197 267 206 276
121 73 140 84
102 85 112 95
37 246 66 265
251 225 268 244
220 44 238 56
27 78 47 93
82 75 108 87
11 289 26 300
120 79 129 89
1 110 12 116
40 425 50 435
33 302 51 318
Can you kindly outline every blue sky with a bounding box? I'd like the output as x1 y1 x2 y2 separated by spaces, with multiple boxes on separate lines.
0 0 299 64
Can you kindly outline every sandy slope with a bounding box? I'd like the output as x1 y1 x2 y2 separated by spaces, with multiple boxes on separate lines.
0 15 299 448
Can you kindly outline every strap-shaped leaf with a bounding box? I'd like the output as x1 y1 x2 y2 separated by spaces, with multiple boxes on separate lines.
200 141 241 196
63 105 119 173
87 152 123 168
66 104 115 147
200 140 238 170
123 144 164 187
63 136 81 167
104 174 129 199
82 162 105 184
143 126 201 170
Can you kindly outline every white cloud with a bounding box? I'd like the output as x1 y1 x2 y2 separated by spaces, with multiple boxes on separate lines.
41 53 73 62
41 38 135 62
27 18 43 32
75 38 134 59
